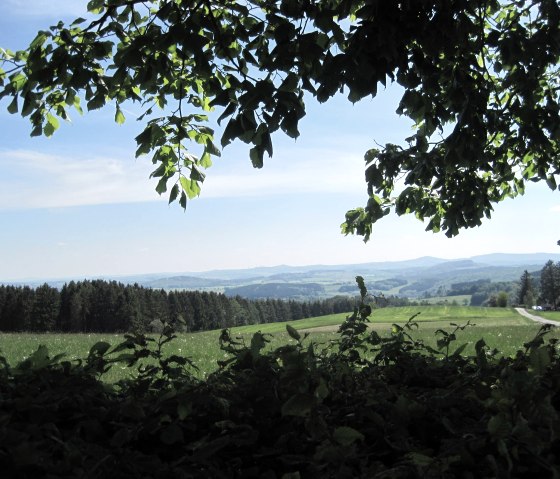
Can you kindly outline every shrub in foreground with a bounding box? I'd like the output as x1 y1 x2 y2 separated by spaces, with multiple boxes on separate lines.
0 278 559 478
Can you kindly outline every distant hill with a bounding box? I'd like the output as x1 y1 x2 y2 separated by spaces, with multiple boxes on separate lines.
469 252 560 266
4 252 559 300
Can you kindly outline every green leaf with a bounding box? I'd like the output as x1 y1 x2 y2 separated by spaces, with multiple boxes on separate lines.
156 176 168 194
250 331 268 357
177 401 192 420
406 452 434 467
44 113 60 137
279 73 299 92
200 151 213 168
249 146 263 168
179 191 187 209
21 93 34 117
529 346 551 375
18 345 52 370
7 96 18 114
115 106 125 125
314 378 329 401
180 176 200 199
222 116 246 146
73 95 83 115
487 413 512 439
286 324 301 341
88 341 111 357
217 101 237 125
30 125 43 137
87 0 105 14
205 140 221 157
280 111 300 139
168 184 179 204
190 166 205 182
333 426 364 446
87 94 105 111
71 17 87 26
281 393 314 417
29 32 48 51
452 343 468 357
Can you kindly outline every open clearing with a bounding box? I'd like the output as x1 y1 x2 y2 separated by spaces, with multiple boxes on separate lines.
1 305 557 382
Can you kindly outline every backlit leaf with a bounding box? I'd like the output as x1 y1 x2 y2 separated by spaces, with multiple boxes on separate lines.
115 106 125 125
44 113 60 137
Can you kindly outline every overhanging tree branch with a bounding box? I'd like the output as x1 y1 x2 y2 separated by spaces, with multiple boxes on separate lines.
1 0 559 239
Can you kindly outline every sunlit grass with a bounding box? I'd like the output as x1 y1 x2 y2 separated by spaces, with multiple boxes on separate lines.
531 310 560 322
1 306 557 382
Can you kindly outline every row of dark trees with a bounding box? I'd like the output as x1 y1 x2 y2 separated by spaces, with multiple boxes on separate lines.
0 280 358 333
518 260 560 309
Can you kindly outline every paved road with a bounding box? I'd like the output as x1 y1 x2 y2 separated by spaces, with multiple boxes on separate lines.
515 307 559 326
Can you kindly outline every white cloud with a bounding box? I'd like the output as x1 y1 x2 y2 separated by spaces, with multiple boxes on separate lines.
0 149 157 209
550 205 560 213
0 145 368 209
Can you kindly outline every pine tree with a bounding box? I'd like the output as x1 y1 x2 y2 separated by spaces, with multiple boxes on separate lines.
29 284 60 332
540 261 560 309
518 270 535 307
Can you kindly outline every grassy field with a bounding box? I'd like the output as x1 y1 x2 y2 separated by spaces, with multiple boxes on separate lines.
532 310 560 322
0 306 557 382
417 295 471 305
230 305 527 333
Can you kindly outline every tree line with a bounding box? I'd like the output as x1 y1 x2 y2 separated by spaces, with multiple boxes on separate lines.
0 280 358 333
518 260 560 310
459 260 560 309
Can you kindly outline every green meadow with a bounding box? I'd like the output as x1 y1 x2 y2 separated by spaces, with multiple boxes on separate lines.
1 306 557 382
532 310 560 322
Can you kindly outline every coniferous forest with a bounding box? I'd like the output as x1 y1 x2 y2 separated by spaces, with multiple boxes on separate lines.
0 281 357 333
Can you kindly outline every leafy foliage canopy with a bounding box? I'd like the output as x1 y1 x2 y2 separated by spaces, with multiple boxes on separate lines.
1 0 559 237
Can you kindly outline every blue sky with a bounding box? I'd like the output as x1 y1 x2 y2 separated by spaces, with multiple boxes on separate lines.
0 1 559 281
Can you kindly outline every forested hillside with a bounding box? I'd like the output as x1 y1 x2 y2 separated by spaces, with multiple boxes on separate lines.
224 282 325 299
0 280 357 333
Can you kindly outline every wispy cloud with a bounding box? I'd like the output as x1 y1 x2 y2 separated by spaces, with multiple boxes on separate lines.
550 205 560 213
0 149 157 209
0 146 367 210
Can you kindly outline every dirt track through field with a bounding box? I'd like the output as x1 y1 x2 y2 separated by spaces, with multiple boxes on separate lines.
515 308 559 326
